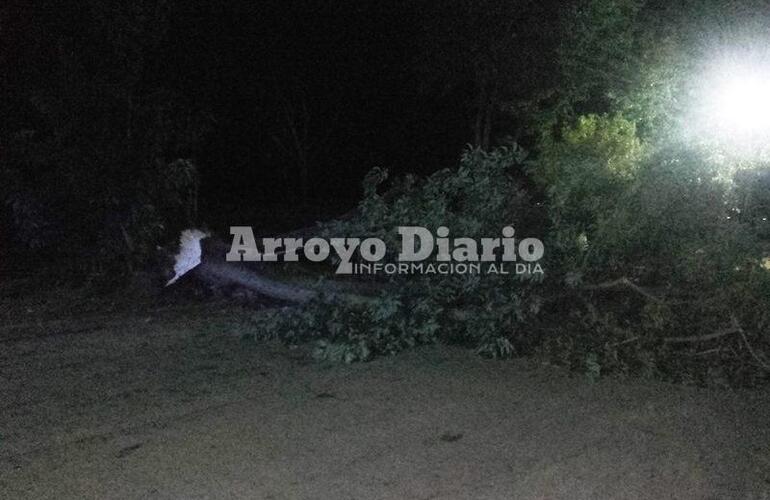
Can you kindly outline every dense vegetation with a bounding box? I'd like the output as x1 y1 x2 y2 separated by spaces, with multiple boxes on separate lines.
3 0 770 384
258 0 770 385
260 135 770 386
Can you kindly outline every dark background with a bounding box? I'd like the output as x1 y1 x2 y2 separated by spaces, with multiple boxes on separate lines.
1 0 562 241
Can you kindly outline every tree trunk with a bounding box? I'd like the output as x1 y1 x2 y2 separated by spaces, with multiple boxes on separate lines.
473 78 495 150
473 83 487 148
481 99 493 151
163 231 378 305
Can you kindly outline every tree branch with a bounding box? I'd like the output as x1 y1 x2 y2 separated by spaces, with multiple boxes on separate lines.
663 316 742 344
583 277 663 303
740 330 770 371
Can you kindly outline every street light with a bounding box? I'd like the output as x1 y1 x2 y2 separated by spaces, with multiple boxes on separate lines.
690 54 770 159
710 67 770 137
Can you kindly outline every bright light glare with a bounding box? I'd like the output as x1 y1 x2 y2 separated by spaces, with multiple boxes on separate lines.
711 69 770 136
691 55 770 158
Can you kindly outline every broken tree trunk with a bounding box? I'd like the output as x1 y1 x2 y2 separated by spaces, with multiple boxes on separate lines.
163 229 379 306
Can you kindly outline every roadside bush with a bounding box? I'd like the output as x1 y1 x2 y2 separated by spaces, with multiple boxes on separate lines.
257 132 769 386
257 145 546 361
533 121 770 385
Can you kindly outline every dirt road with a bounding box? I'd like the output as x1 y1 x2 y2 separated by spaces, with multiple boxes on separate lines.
1 291 769 499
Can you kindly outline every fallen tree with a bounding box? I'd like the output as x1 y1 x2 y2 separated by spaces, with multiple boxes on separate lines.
164 228 380 305
163 143 770 386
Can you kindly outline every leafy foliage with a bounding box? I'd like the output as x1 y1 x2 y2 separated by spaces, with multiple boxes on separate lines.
535 114 643 229
255 145 546 361
256 127 770 386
